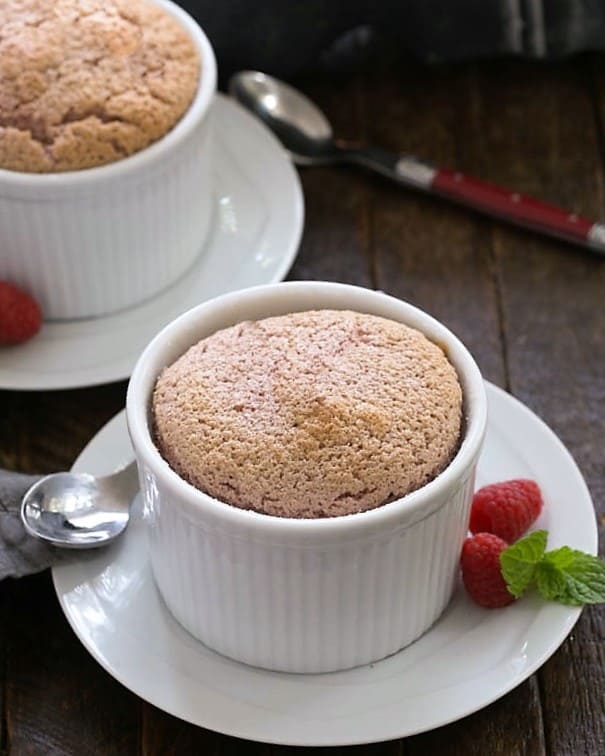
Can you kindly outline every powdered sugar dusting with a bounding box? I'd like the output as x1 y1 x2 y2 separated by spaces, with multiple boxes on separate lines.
152 310 463 518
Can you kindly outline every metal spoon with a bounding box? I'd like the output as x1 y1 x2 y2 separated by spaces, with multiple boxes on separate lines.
21 461 138 549
229 70 605 254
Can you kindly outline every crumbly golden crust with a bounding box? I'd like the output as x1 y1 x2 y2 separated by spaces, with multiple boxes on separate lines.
0 0 199 172
152 310 463 519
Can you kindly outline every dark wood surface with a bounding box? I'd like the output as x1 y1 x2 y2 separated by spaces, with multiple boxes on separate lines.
1 56 604 755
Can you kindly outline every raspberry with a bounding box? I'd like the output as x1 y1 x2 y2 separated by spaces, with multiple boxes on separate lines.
0 281 42 345
461 533 515 608
470 479 543 543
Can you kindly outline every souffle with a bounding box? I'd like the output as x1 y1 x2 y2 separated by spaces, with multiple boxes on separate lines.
0 0 199 172
152 310 463 519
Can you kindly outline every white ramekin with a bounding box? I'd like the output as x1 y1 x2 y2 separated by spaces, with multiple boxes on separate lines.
0 0 216 320
126 281 488 673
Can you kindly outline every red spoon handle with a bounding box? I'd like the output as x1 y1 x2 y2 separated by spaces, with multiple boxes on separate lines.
432 167 601 247
344 148 605 253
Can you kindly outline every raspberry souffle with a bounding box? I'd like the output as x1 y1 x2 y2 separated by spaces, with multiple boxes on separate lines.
0 0 200 173
152 309 463 518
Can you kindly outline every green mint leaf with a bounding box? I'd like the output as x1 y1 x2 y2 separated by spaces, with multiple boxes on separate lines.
500 530 548 598
534 559 569 603
535 547 605 606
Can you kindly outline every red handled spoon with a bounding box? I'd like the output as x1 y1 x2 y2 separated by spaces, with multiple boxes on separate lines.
229 70 605 254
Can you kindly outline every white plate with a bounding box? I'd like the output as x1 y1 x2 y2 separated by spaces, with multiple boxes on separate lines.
0 95 303 391
53 383 597 746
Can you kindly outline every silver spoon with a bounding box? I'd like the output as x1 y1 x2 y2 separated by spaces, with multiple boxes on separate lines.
229 70 605 254
21 461 138 549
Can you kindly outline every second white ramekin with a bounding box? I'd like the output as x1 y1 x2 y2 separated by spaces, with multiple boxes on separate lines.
126 281 487 673
0 0 216 320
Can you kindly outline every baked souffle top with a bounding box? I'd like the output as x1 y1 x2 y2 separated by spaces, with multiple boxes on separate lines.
0 0 200 173
152 310 463 519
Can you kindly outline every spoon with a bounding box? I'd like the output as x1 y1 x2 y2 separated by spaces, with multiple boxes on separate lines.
229 70 605 254
21 461 138 549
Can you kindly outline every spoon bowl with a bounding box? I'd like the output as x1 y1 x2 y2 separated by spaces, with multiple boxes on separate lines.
229 71 336 162
21 461 138 549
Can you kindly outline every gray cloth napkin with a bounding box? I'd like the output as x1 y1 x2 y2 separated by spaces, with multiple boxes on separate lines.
0 469 72 580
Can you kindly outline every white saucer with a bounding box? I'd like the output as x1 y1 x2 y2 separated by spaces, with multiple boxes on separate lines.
53 383 597 746
0 95 303 391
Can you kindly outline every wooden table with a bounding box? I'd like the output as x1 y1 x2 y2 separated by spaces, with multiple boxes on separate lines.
1 56 604 755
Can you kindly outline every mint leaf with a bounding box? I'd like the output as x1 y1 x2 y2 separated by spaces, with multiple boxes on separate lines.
500 530 548 598
535 547 605 606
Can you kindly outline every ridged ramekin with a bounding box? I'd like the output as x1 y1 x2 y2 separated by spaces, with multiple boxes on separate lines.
0 0 216 320
126 281 487 673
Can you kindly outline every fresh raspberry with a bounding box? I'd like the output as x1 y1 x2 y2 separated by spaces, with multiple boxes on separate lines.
461 533 515 608
0 281 42 345
470 479 543 543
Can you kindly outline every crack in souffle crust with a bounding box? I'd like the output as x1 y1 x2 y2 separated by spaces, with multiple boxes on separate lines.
152 310 464 519
0 0 200 172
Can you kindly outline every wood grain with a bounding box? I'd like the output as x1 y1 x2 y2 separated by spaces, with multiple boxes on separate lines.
365 62 506 387
268 744 405 756
407 677 546 756
289 73 372 288
475 57 605 756
141 705 221 755
0 386 125 475
0 57 604 755
4 572 140 755
0 579 7 756
0 392 26 472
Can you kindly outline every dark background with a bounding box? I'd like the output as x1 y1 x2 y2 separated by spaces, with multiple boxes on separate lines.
176 0 605 81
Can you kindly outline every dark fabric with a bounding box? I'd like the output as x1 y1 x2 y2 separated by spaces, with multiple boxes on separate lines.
175 1 605 78
544 0 605 54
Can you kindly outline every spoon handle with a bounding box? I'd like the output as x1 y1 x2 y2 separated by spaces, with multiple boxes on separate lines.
345 147 605 254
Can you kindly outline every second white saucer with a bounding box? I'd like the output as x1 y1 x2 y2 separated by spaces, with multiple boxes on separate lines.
0 95 303 391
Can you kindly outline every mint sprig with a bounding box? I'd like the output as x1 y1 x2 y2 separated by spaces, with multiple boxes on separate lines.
536 548 605 605
499 531 605 605
500 530 547 598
